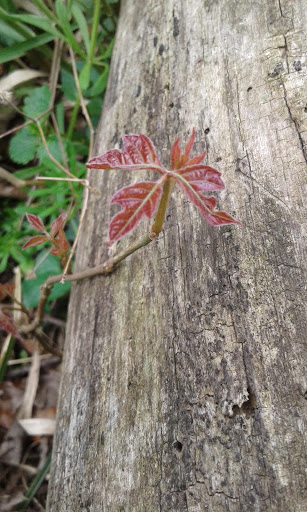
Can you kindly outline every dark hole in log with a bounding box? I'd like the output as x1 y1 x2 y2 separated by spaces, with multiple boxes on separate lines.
173 440 183 452
232 387 257 418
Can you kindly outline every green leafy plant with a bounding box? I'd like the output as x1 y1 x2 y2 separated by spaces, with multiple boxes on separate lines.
0 0 119 275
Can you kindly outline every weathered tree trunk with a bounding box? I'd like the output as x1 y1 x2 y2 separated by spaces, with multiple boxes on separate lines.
47 0 307 510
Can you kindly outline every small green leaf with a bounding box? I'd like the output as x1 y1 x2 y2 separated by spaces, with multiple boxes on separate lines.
22 254 71 308
36 134 65 163
78 61 91 91
36 252 62 276
87 96 103 129
87 65 109 97
0 253 9 273
9 128 38 164
23 85 51 118
61 68 77 100
98 38 114 60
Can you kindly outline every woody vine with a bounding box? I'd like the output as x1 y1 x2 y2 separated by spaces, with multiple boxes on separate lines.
0 129 241 356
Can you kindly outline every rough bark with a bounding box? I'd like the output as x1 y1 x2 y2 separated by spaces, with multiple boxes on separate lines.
47 1 307 511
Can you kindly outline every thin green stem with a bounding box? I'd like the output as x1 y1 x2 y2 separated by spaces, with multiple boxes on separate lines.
151 176 174 234
89 0 101 63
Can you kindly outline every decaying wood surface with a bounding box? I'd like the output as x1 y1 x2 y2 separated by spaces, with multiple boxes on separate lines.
47 0 307 510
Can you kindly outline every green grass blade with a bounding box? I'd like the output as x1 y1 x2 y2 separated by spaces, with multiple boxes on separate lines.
0 19 27 43
16 198 68 217
0 32 54 64
87 64 109 96
0 12 64 40
16 452 52 510
55 0 85 58
71 4 90 54
55 102 65 134
30 0 56 21
78 61 91 90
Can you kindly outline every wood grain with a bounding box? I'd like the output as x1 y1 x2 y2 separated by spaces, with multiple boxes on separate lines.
47 0 307 510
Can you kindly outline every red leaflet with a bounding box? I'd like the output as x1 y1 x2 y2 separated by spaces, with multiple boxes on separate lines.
22 235 49 250
26 213 47 234
50 211 67 237
176 164 225 191
174 174 241 226
108 181 163 245
86 134 165 174
0 310 24 342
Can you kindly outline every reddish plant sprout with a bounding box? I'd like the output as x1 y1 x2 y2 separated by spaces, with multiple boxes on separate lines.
22 212 70 268
86 129 241 246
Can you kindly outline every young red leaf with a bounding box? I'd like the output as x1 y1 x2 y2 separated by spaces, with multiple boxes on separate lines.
26 213 47 233
22 235 49 250
86 134 165 174
50 212 67 238
174 174 241 226
0 310 24 342
171 129 206 170
108 181 163 245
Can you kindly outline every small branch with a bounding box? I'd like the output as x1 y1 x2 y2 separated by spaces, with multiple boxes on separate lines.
21 232 154 336
0 166 27 188
0 185 27 199
0 108 53 140
21 284 53 335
